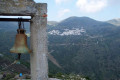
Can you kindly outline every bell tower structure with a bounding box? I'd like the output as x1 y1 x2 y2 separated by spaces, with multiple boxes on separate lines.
0 0 48 80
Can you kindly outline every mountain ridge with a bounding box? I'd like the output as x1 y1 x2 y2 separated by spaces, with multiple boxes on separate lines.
0 16 120 80
107 18 120 26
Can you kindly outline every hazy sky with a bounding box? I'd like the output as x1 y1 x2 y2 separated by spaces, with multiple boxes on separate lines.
34 0 120 21
0 0 119 21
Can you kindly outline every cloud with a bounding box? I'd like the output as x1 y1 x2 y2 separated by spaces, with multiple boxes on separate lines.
109 0 120 5
76 0 107 13
55 0 69 4
58 9 71 18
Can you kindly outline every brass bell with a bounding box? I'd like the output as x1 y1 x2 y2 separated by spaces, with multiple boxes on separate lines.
10 29 31 54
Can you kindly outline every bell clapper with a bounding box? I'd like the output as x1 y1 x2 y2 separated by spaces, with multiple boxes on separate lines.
18 53 21 60
14 53 21 64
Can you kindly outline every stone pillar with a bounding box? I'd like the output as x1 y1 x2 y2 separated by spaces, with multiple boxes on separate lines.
30 3 48 80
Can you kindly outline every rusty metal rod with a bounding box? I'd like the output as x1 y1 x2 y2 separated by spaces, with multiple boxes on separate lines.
0 18 31 22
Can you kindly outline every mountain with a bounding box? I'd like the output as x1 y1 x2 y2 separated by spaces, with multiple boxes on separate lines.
48 17 120 80
48 17 117 36
107 18 120 26
0 17 120 80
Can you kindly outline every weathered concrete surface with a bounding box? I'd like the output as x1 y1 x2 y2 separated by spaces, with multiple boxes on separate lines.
0 0 36 16
30 3 48 80
0 0 48 80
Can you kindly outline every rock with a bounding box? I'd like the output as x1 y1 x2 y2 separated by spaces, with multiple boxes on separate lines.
24 74 31 79
0 74 3 79
49 78 61 80
14 75 19 79
14 74 31 79
21 74 27 79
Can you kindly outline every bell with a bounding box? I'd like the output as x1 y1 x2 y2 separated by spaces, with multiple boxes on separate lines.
10 29 31 54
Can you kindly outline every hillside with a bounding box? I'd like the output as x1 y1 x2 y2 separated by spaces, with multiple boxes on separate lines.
107 18 120 26
0 54 30 74
48 17 120 80
0 17 120 80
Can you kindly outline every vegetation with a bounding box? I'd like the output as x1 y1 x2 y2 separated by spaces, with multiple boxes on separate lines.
49 73 91 80
0 17 120 80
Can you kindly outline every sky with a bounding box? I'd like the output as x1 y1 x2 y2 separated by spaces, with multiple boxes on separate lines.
34 0 120 22
0 0 120 22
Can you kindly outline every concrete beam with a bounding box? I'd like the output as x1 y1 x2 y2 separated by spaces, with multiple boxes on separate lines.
30 3 48 80
0 0 36 16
